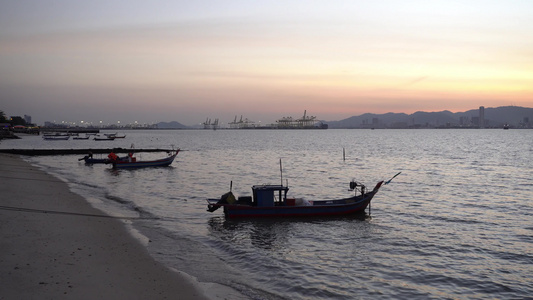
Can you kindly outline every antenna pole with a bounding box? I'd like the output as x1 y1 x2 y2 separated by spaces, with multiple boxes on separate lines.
280 159 283 187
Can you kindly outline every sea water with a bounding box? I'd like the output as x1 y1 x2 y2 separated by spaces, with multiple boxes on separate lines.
3 129 532 299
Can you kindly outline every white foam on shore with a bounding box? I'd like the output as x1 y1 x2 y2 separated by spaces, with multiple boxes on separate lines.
123 221 151 246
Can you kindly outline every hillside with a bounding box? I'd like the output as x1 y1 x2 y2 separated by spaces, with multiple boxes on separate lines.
156 121 187 129
327 106 533 129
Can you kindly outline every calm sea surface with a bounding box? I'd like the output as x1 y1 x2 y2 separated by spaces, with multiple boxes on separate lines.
2 129 532 299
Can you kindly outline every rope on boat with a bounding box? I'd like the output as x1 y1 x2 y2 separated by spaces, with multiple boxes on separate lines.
0 205 158 220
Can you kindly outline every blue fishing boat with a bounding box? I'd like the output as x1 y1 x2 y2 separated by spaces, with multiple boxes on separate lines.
207 180 384 218
207 164 400 218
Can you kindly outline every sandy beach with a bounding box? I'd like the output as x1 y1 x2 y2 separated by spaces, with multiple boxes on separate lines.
0 153 216 299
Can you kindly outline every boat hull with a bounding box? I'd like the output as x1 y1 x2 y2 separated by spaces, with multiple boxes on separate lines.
94 138 115 141
111 150 179 169
43 136 70 140
211 190 378 218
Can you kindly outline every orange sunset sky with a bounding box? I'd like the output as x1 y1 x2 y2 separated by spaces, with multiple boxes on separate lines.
1 0 532 126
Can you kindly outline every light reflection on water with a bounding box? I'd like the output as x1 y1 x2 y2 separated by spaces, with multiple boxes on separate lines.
4 129 532 299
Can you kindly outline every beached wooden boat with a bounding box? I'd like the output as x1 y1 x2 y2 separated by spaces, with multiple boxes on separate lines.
94 135 115 141
43 135 70 140
104 133 126 138
110 149 179 169
207 180 388 218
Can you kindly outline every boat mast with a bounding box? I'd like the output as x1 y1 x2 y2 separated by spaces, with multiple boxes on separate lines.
279 159 283 187
279 159 284 202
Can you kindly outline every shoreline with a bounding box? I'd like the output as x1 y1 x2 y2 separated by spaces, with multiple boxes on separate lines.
0 153 243 299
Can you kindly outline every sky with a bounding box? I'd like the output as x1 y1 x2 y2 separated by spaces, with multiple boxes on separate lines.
1 0 532 126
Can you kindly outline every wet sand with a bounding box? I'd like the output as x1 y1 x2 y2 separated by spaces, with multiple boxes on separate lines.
0 153 228 299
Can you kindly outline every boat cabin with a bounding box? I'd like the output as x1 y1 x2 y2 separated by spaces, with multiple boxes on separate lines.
251 185 289 207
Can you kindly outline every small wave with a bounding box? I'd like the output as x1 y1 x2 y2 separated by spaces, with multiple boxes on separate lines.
103 193 159 220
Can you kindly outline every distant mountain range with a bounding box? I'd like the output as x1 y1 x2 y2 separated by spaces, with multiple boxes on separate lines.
326 106 533 129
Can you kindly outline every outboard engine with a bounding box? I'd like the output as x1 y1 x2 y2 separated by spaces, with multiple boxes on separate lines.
207 191 236 212
349 180 365 196
349 180 357 190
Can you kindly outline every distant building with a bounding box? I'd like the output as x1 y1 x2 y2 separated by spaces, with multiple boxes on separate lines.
479 106 485 128
459 116 470 126
9 116 26 126
24 115 32 125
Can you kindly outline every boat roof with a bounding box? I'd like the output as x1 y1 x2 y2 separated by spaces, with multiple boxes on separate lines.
251 185 289 192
